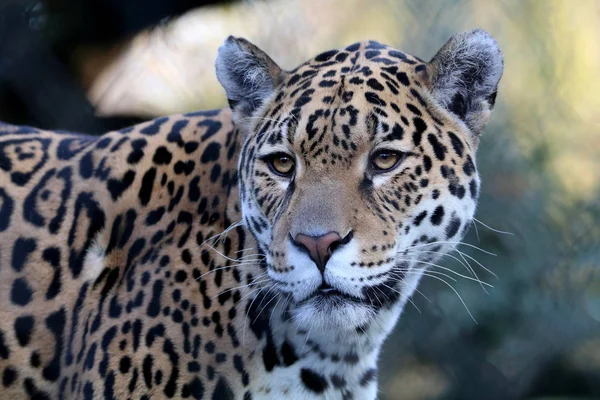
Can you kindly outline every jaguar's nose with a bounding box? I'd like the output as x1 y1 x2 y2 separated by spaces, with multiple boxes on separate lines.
291 231 352 274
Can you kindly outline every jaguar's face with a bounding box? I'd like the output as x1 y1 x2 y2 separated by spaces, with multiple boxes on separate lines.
237 66 481 330
216 31 503 331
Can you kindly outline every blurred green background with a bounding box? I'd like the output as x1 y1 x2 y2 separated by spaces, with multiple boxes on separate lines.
0 0 599 399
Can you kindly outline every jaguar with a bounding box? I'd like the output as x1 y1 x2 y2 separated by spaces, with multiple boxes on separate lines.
0 29 503 399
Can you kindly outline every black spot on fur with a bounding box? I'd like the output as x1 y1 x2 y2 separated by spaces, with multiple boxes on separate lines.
153 147 173 165
0 188 14 232
427 133 447 161
43 308 66 381
201 142 221 163
147 280 164 318
146 207 165 226
423 155 432 172
107 170 136 201
397 72 410 86
11 238 36 272
0 331 9 359
11 278 32 306
366 78 384 91
315 50 338 62
331 374 346 388
365 92 386 106
2 367 17 387
182 377 205 399
469 179 479 199
140 117 168 135
448 132 464 157
301 369 328 393
14 316 34 346
281 341 298 366
413 210 427 226
262 338 280 372
360 368 377 386
412 118 426 146
212 377 234 399
449 93 467 120
42 247 61 300
346 42 360 51
138 168 157 206
430 206 445 226
463 155 475 176
446 214 462 238
406 103 422 116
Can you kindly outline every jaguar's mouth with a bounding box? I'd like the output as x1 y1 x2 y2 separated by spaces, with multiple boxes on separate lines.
289 281 375 331
309 282 363 304
317 282 343 296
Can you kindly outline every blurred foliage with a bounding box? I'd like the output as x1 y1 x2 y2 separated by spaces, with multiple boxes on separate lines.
0 0 599 398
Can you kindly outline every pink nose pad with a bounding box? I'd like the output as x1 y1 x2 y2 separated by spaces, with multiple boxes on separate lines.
294 232 343 274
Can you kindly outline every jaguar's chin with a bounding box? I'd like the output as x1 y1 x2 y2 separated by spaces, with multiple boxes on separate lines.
291 288 376 331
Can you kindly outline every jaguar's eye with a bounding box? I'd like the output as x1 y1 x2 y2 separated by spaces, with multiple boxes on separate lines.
371 150 403 172
266 153 295 177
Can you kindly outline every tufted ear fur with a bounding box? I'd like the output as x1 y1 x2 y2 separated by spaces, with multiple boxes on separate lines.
215 36 284 120
427 29 504 134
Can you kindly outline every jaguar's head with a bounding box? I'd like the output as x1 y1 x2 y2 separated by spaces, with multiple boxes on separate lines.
216 30 503 332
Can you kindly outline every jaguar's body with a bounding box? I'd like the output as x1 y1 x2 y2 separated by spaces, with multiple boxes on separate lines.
0 30 503 399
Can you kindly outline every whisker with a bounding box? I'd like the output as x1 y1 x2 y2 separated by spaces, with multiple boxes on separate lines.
243 285 273 348
472 219 481 242
395 267 458 283
380 283 421 313
357 323 376 344
253 291 280 324
211 277 271 300
268 293 286 327
195 261 263 281
405 247 496 292
473 218 515 236
403 240 497 256
237 116 285 125
407 249 477 278
201 243 264 263
411 286 432 303
455 249 498 278
252 285 277 322
402 271 477 323
234 248 263 256
455 251 490 294
300 318 316 355
198 220 244 249
396 259 493 288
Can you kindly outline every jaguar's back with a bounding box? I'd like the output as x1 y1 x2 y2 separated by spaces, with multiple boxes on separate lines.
0 110 265 398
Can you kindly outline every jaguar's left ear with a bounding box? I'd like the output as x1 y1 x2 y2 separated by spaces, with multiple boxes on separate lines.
427 29 504 135
215 36 284 122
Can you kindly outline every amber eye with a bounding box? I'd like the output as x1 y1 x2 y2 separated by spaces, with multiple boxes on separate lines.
371 150 403 172
266 153 295 177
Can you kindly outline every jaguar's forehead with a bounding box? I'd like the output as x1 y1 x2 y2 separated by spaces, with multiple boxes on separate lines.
256 41 432 157
283 40 426 89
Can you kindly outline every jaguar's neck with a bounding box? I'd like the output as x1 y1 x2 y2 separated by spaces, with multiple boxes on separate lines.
239 258 406 397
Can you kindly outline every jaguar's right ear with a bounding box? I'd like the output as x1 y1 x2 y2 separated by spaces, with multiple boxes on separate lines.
427 30 503 135
215 36 284 122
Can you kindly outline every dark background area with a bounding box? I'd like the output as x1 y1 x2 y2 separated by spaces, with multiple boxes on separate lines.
0 0 233 132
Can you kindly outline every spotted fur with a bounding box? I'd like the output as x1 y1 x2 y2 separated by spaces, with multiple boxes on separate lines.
0 29 502 399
